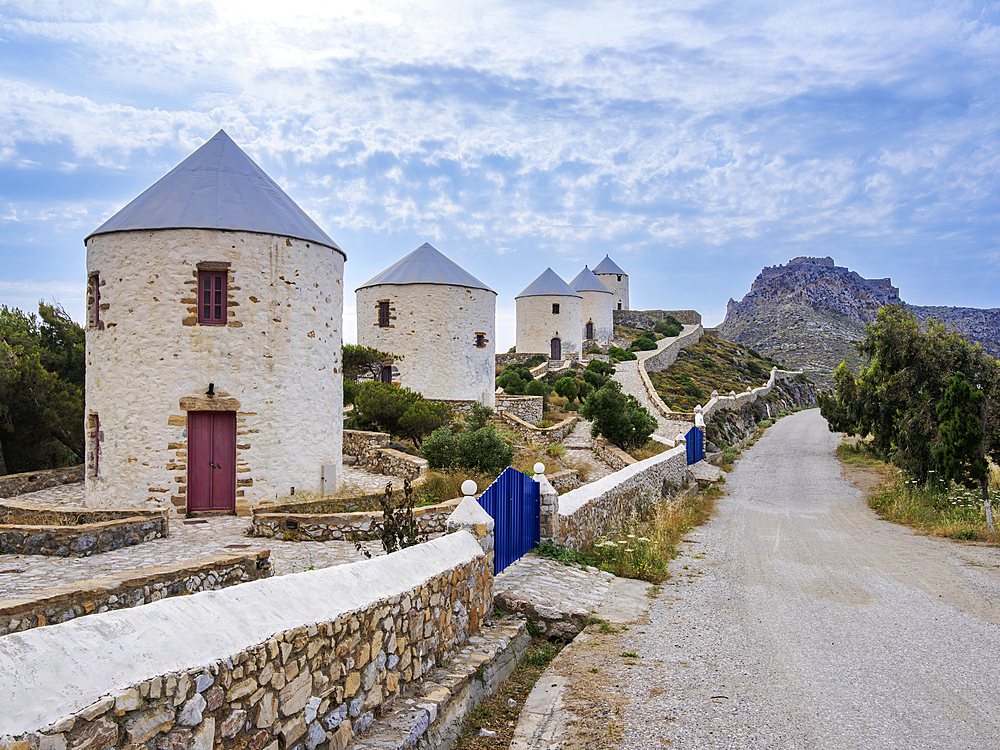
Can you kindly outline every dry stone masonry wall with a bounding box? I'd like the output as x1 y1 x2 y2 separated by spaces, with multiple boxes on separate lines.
0 531 493 750
0 467 84 498
0 502 167 557
0 552 271 636
614 309 702 328
494 395 543 425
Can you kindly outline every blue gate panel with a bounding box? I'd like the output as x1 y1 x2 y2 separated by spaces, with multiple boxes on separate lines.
476 466 540 574
686 426 704 465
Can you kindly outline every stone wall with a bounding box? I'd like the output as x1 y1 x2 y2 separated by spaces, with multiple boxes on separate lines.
0 552 271 637
0 501 168 557
341 430 427 482
641 325 704 374
546 469 580 494
357 283 496 407
591 438 636 472
697 369 805 423
614 309 702 328
494 353 545 369
548 444 688 551
0 531 493 747
493 412 577 446
495 394 543 425
249 497 462 542
0 466 84 498
85 228 344 517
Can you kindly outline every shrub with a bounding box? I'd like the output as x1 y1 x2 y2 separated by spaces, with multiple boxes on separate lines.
609 346 637 363
465 402 494 431
585 346 601 354
353 382 450 446
583 369 610 391
496 370 527 395
343 379 358 405
577 381 594 401
455 426 514 475
421 426 458 470
580 380 657 451
554 376 580 402
629 336 658 352
585 359 614 376
525 379 549 397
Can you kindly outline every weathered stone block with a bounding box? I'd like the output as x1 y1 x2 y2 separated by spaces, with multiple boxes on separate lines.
219 709 247 738
278 671 311 717
70 717 119 750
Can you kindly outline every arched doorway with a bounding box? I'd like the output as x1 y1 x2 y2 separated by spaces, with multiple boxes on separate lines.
550 338 561 359
585 320 594 340
380 365 393 383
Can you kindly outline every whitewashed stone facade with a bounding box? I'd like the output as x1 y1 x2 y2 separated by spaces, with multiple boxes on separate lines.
85 228 344 516
594 255 630 311
570 266 614 346
356 244 496 406
515 294 583 358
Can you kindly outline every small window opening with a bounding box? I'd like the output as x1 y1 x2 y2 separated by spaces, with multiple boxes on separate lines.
378 300 391 327
475 332 487 348
618 302 622 310
552 303 560 314
87 273 101 329
617 274 622 282
198 270 227 324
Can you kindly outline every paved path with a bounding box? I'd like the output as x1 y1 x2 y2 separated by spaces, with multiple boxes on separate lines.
612 327 697 441
562 418 615 483
0 463 415 600
612 408 1000 748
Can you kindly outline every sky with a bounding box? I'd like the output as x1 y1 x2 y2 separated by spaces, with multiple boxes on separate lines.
1 0 998 352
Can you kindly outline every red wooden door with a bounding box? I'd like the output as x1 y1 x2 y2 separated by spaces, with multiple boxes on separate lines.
187 411 236 513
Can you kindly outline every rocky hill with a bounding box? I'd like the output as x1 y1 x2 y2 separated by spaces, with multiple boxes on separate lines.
718 256 1000 386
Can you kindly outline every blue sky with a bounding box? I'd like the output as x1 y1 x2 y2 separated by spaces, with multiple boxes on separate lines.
1 0 998 351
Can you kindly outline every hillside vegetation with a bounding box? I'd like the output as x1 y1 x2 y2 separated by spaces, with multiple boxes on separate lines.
648 333 782 411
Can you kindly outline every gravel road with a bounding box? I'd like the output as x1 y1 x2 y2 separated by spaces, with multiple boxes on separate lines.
615 408 1000 749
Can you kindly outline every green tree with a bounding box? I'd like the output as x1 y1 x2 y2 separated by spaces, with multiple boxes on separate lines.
351 382 450 447
934 372 993 531
342 344 400 382
0 304 85 474
554 376 579 403
580 380 656 451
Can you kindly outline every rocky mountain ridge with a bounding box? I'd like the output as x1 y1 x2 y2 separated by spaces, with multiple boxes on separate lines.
718 256 999 386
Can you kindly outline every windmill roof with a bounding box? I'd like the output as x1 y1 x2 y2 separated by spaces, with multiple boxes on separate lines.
85 130 343 255
593 255 626 275
570 266 612 294
516 268 582 299
357 243 494 293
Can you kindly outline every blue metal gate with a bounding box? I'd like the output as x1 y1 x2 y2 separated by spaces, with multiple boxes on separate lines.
476 466 540 574
686 426 704 465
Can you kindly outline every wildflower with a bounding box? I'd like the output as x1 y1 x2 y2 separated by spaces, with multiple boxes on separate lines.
638 537 651 542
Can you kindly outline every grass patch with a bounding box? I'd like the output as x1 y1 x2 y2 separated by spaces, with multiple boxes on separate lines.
629 439 669 462
453 638 561 749
535 487 717 583
853 453 1000 544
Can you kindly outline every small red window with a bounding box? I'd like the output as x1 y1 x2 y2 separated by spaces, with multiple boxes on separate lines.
198 271 227 324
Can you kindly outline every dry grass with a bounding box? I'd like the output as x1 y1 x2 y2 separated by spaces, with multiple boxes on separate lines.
628 440 669 462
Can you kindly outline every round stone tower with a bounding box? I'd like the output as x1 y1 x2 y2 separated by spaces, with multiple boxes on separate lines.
515 268 583 360
594 254 629 311
356 242 497 407
84 130 345 516
570 265 613 347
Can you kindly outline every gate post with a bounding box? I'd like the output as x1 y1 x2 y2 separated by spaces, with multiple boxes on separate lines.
534 463 559 543
446 480 496 575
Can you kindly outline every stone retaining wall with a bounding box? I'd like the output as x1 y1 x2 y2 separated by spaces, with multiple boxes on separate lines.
0 501 168 557
0 531 493 748
641 325 704 374
0 552 271 637
548 444 688 551
495 353 545 369
0 465 85 498
546 469 580 494
341 430 427 482
249 497 463 542
697 370 804 422
493 412 577 446
614 309 703 328
495 394 543 425
591 438 636 471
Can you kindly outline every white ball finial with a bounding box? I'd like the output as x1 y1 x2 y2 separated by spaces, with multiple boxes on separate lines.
461 480 477 497
533 462 546 475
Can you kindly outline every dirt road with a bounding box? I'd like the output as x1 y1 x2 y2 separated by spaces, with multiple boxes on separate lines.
607 408 1000 748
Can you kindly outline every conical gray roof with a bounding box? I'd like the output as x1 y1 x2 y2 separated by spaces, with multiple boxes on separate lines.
85 130 344 255
516 268 581 299
570 266 612 294
357 243 494 293
593 255 626 275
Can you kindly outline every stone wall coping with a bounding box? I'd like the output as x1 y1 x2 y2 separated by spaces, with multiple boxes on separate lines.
0 465 85 498
251 496 461 523
593 437 637 467
342 428 391 440
0 551 270 617
496 410 576 434
557 443 686 517
682 368 803 422
0 499 165 519
0 530 485 736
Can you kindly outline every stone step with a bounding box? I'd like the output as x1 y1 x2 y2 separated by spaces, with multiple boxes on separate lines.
346 617 530 749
